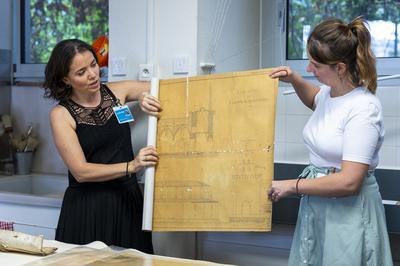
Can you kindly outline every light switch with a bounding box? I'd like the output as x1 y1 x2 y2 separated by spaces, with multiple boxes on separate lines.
111 57 127 76
173 55 190 74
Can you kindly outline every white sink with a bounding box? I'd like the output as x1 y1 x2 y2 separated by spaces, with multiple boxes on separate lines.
0 174 68 240
0 174 68 197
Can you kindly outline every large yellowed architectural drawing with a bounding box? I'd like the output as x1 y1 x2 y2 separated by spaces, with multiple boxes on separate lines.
151 69 277 231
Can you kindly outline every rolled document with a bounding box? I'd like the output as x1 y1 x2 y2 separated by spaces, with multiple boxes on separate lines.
0 229 57 256
142 78 159 231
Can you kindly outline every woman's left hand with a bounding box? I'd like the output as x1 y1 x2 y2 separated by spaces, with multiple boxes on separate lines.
139 92 162 117
267 180 296 202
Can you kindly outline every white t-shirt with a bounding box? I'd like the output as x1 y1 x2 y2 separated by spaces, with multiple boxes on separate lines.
303 85 384 170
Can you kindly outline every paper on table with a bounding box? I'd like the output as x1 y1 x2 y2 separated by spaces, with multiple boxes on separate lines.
0 240 107 266
24 244 234 266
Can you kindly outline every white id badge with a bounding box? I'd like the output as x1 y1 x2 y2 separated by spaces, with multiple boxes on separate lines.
113 105 134 124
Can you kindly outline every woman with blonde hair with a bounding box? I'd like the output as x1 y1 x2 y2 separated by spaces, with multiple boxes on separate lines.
268 17 393 265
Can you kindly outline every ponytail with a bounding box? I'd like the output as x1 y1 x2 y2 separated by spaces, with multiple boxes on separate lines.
307 16 377 94
348 16 377 94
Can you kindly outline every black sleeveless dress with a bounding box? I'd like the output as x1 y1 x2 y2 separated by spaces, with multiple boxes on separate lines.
55 84 153 253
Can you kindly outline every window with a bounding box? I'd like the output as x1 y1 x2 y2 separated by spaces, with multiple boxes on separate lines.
285 0 400 76
14 0 108 80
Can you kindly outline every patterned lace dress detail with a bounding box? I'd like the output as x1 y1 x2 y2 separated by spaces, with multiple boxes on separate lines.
61 85 117 126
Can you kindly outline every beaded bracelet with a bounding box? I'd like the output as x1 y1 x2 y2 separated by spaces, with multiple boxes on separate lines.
296 176 304 198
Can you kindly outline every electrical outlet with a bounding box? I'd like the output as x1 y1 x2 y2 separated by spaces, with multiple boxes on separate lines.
111 57 127 76
139 64 154 81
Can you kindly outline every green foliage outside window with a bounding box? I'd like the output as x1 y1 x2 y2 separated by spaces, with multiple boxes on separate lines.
25 0 108 64
287 0 400 59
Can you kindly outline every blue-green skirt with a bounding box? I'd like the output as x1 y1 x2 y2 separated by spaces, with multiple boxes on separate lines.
288 165 393 266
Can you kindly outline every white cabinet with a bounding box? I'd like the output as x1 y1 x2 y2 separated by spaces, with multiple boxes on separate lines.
197 224 294 266
0 174 66 239
0 200 61 239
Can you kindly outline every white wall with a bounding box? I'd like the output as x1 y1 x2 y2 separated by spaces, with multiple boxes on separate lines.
108 0 148 81
198 0 261 74
109 0 199 81
154 0 198 78
261 0 284 68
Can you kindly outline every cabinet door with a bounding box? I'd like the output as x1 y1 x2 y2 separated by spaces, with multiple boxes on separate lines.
0 201 60 240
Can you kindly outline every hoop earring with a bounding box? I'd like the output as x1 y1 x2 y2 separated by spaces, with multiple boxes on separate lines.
65 84 71 89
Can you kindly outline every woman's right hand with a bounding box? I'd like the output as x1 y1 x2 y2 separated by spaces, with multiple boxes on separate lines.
268 66 294 83
130 146 159 173
139 92 162 117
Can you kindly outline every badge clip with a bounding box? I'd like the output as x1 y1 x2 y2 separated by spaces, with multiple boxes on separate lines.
113 105 134 124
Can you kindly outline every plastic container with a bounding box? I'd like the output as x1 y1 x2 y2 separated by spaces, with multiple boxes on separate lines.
92 35 109 67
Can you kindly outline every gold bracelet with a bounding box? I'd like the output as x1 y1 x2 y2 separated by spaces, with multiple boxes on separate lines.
126 161 135 176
